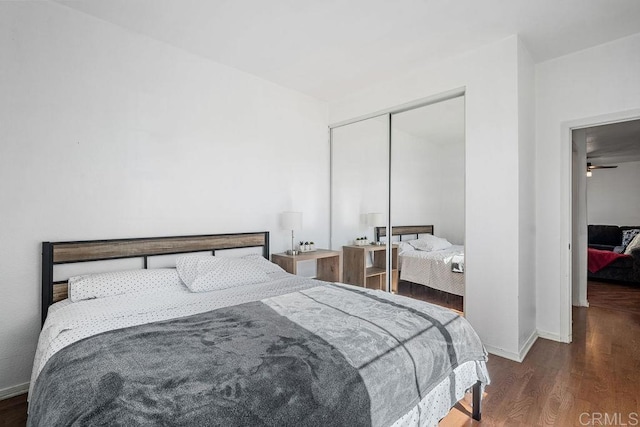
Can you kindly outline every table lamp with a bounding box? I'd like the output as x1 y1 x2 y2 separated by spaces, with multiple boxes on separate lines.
281 211 303 255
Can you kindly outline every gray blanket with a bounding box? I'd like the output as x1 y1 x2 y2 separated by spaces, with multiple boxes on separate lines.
29 282 487 426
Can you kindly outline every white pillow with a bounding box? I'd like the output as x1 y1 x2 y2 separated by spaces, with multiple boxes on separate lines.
176 256 270 293
241 253 286 273
408 235 452 252
622 229 640 251
397 241 415 254
68 268 185 302
624 232 640 255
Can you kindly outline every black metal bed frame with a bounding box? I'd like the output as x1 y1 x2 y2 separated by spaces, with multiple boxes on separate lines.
375 224 435 243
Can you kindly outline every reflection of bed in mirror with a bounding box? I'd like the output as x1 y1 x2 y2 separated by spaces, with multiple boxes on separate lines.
375 225 465 297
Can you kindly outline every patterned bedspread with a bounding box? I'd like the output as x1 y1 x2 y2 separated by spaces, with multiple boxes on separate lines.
29 279 487 426
400 246 465 296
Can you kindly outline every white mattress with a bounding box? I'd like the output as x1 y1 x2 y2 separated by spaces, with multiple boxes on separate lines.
399 245 465 296
31 271 485 425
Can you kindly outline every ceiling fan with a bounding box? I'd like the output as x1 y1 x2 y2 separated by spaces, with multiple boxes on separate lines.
586 162 617 177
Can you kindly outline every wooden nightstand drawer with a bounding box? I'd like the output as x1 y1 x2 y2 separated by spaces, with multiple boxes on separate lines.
271 249 341 282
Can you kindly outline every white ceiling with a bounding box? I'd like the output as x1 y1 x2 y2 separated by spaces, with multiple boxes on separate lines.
54 0 640 102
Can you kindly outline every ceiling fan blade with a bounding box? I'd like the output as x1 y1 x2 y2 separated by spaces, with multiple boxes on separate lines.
589 165 618 169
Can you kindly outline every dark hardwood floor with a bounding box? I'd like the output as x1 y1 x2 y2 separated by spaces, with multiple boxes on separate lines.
587 279 640 315
0 394 27 427
397 280 464 313
4 280 638 426
441 279 640 425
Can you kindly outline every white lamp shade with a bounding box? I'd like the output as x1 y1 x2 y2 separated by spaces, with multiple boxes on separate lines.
281 211 303 230
366 213 385 227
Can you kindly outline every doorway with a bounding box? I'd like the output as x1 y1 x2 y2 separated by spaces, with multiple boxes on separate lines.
565 112 640 339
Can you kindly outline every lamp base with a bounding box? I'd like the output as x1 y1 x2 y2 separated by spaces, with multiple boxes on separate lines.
286 249 299 256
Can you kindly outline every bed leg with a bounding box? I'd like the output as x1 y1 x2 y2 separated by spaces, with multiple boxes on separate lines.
471 381 482 421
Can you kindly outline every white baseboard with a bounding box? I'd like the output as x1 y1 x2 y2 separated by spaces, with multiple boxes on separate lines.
0 382 29 400
518 330 538 361
485 330 539 363
537 329 571 343
484 344 521 362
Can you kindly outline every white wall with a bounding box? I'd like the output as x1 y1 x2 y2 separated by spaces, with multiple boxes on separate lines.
0 2 328 395
587 161 640 225
535 33 640 340
331 36 535 361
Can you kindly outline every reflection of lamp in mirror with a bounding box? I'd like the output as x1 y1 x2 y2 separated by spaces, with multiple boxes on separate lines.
367 212 385 245
281 212 303 255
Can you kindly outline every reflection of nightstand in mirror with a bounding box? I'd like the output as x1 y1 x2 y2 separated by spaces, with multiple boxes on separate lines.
342 245 398 292
271 249 340 282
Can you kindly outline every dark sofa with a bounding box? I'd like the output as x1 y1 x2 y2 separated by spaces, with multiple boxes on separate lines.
588 224 640 284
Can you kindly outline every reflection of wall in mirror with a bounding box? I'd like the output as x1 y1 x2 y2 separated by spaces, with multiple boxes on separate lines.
331 117 388 249
391 127 465 245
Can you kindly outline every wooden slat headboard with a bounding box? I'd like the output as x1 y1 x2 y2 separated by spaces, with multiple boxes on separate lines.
375 225 434 242
42 231 270 326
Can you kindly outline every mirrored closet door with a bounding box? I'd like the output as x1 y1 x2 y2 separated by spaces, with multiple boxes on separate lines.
330 94 465 311
390 96 465 312
330 115 391 291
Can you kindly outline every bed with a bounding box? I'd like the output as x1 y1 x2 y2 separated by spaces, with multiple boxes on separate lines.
30 231 488 426
376 226 465 297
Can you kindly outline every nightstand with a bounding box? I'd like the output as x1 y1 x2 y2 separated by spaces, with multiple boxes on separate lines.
342 244 398 292
271 249 341 282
